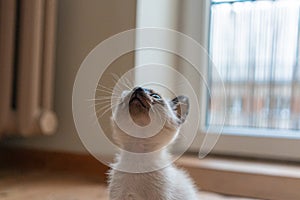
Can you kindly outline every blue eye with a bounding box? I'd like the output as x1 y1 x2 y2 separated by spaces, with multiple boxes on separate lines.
151 93 161 99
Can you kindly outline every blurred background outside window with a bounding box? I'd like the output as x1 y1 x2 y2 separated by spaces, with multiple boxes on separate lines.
208 0 300 137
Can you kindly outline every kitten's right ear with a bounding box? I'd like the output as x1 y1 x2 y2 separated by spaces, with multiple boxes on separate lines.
170 96 189 124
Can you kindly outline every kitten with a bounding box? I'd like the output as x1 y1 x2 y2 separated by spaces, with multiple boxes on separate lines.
108 86 199 200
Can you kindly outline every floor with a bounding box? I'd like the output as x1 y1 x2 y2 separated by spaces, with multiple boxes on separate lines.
0 169 259 200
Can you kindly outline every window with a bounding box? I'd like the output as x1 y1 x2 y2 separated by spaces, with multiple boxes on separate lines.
208 0 300 137
184 0 300 161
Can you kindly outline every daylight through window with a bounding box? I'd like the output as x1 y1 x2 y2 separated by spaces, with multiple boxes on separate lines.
208 0 300 135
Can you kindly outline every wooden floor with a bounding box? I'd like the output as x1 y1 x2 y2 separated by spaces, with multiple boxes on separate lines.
0 168 258 200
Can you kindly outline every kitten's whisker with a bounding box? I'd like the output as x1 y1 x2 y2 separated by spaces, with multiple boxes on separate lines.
97 104 119 118
157 111 164 125
92 99 120 105
111 73 121 84
96 82 124 97
95 104 114 113
87 103 118 125
93 96 120 101
123 77 134 90
97 88 121 96
112 81 127 93
87 107 109 125
152 107 166 125
99 82 124 93
92 91 120 97
96 87 113 93
95 102 119 113
123 75 133 86
86 97 119 102
97 84 114 90
155 106 168 116
96 85 114 93
89 101 113 108
88 104 110 117
98 108 112 118
95 89 114 95
117 77 133 91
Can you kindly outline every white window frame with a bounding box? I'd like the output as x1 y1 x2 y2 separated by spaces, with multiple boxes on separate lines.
185 0 300 161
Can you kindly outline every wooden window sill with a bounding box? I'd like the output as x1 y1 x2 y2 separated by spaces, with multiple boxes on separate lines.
176 155 300 200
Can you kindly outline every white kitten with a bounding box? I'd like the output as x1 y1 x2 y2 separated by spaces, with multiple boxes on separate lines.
108 87 199 200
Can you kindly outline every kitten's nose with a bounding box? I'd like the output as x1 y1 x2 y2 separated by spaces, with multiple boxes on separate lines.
133 87 144 93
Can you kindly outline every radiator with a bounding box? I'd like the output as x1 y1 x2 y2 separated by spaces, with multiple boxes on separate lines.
0 0 58 137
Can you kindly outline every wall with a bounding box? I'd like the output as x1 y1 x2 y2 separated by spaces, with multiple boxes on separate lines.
2 0 211 156
135 0 180 97
2 0 136 153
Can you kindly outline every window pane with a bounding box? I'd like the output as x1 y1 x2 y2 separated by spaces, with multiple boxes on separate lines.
208 0 300 131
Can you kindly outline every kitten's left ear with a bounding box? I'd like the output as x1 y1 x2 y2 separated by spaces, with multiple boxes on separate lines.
170 95 189 124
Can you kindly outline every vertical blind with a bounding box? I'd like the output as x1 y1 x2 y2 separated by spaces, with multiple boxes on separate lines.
208 0 300 131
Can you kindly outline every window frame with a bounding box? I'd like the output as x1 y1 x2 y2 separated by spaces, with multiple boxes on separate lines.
186 0 300 162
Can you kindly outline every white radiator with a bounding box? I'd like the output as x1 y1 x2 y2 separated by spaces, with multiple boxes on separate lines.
0 0 58 137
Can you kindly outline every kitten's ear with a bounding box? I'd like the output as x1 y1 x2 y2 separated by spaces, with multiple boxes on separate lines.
170 95 189 124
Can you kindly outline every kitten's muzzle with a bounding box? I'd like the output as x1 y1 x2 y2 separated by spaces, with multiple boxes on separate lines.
129 88 151 109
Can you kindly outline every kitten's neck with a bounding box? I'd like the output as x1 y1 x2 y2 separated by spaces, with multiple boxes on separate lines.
113 148 172 173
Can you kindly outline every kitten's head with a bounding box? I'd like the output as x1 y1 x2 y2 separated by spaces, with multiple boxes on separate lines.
111 86 189 153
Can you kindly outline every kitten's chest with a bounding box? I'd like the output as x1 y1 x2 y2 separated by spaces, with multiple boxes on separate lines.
110 170 172 200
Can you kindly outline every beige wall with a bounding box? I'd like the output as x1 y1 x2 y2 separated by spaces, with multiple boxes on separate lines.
2 0 136 153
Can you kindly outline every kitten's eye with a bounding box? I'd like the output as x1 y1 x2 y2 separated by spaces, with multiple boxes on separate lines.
150 93 161 99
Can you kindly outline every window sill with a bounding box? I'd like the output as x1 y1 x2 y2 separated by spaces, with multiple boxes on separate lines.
176 155 300 200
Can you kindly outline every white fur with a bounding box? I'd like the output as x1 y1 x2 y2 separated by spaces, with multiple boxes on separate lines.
108 149 199 200
108 88 199 200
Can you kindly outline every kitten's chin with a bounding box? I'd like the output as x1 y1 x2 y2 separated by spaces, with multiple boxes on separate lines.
130 114 151 126
129 102 151 127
